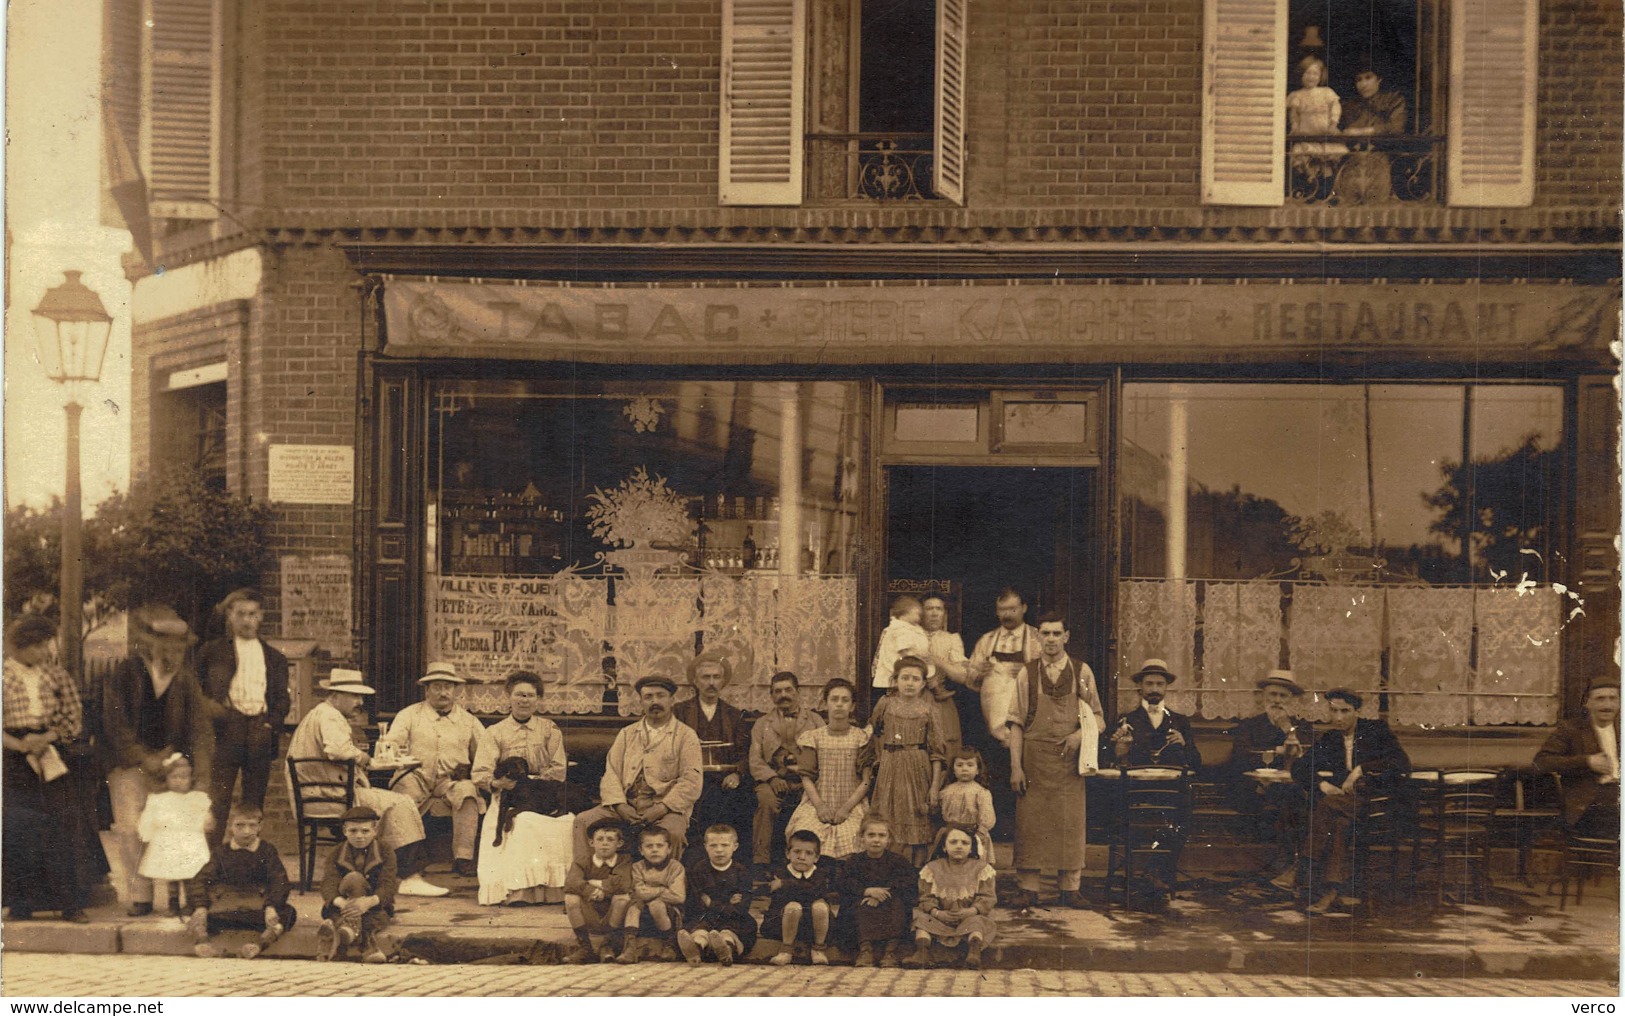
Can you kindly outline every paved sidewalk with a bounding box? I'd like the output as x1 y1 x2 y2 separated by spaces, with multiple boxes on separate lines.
5 863 1616 982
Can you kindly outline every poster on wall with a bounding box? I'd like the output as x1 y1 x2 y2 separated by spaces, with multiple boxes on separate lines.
268 444 354 504
279 555 352 657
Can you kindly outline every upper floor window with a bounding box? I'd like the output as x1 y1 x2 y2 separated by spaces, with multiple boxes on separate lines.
719 0 966 206
1202 0 1537 208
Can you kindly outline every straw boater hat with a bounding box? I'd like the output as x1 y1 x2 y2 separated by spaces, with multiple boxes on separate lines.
322 668 376 695
418 661 464 685
1256 669 1304 696
1130 659 1179 684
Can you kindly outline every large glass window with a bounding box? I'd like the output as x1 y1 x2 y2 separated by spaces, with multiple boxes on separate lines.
427 380 862 716
1118 382 1565 727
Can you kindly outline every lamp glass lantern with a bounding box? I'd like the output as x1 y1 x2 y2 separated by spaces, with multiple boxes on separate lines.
31 270 112 386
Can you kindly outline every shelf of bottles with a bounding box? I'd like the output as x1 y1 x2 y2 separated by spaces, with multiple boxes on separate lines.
693 494 853 576
441 489 569 576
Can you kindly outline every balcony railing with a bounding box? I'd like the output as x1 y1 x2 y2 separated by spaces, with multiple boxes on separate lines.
806 132 938 202
1286 133 1445 205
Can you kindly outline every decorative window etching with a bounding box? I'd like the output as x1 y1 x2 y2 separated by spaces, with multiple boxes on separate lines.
1200 581 1282 719
1116 579 1198 716
1387 586 1474 727
1474 586 1561 725
1288 585 1383 721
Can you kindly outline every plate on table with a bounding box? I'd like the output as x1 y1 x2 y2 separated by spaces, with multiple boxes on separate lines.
1245 768 1294 782
1127 767 1184 781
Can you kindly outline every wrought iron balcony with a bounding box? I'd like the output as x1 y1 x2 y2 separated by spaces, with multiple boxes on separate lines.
1286 133 1445 205
806 132 938 202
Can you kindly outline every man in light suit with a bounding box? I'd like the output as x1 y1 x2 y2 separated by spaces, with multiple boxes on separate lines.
1535 678 1621 838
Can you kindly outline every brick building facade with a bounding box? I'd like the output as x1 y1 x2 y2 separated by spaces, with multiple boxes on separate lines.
107 0 1620 739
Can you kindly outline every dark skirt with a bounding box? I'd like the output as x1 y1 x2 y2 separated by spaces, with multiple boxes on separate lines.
2 746 107 913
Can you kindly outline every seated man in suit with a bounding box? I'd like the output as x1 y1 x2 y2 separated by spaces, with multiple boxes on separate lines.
1286 688 1410 913
1535 677 1621 839
673 651 753 867
1221 670 1314 873
1108 659 1203 893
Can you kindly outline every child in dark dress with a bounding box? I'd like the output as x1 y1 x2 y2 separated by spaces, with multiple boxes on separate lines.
677 824 759 965
185 806 297 959
762 829 839 965
837 816 918 967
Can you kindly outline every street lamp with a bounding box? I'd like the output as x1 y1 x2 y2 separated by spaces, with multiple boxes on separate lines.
31 270 112 685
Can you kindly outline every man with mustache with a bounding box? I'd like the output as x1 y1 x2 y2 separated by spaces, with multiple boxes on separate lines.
673 651 753 863
571 675 703 863
966 588 1042 747
1222 670 1314 876
748 671 825 865
1535 677 1621 838
1109 659 1202 896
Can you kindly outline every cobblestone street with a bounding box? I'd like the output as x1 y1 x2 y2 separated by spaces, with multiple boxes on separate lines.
2 953 1614 998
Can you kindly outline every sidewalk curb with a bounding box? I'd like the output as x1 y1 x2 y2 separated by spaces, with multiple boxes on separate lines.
7 920 1614 982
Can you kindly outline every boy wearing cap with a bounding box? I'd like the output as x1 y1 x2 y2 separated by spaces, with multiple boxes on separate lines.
286 669 445 897
572 675 704 863
316 806 398 963
378 662 496 877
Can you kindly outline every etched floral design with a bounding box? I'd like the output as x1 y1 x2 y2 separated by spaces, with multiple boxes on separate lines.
409 293 458 343
622 396 666 433
585 466 693 549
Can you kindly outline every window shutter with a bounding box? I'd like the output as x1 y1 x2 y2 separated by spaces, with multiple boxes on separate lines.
1201 0 1285 206
1448 0 1537 207
719 0 805 206
143 0 219 220
933 0 969 206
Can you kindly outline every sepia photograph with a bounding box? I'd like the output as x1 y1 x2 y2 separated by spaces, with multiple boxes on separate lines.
2 0 1620 1001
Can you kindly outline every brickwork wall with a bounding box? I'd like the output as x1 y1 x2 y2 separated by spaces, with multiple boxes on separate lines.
129 302 248 481
238 0 1619 223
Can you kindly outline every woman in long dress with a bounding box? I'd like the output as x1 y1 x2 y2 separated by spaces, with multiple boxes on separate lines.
474 671 575 905
785 678 872 858
2 616 107 921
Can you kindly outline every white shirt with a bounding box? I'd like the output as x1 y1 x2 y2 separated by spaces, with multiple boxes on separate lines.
1143 703 1167 729
700 700 719 723
1595 723 1619 784
228 638 268 716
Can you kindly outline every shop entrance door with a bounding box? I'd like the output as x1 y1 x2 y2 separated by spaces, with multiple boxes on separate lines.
884 465 1102 837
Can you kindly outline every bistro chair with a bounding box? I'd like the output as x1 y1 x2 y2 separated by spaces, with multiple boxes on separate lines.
1348 781 1419 913
285 756 358 891
1414 768 1503 904
1105 764 1194 909
1552 776 1620 910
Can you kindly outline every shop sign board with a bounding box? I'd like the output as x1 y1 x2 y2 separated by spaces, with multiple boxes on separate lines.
268 444 354 504
279 554 352 657
383 277 1616 363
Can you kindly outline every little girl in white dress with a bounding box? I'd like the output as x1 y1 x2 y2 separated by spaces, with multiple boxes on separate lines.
1286 56 1346 195
137 754 215 914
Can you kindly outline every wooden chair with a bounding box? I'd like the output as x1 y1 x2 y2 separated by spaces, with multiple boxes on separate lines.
1348 782 1419 912
1105 765 1194 908
1414 769 1502 904
285 756 358 891
1552 777 1620 909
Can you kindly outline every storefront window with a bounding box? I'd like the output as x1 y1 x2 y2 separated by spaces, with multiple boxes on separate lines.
427 380 863 715
1118 382 1565 727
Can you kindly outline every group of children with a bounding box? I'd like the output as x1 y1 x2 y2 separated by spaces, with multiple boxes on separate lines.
565 814 998 969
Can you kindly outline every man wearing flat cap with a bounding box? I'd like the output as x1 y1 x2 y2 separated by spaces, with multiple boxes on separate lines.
378 662 496 877
1222 670 1315 872
1535 677 1621 838
286 668 445 896
1288 688 1410 913
673 651 753 860
102 605 215 915
572 675 703 863
748 670 824 864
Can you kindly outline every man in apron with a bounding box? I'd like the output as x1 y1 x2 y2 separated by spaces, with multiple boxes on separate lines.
967 587 1041 746
1006 613 1104 910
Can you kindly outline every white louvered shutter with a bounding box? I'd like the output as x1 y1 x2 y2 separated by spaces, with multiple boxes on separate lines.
1448 0 1537 207
1201 0 1285 206
143 0 220 220
719 0 805 206
933 0 968 206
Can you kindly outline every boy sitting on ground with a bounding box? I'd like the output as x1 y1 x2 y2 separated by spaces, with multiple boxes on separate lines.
185 805 297 959
563 818 632 963
316 806 397 963
618 825 686 963
677 824 758 965
763 829 838 965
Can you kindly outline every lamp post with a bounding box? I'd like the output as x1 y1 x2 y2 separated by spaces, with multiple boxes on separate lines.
31 271 112 686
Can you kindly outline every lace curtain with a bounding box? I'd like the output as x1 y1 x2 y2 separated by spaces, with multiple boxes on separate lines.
1285 585 1384 721
1116 579 1198 715
1200 582 1282 719
1387 586 1474 726
1475 587 1561 725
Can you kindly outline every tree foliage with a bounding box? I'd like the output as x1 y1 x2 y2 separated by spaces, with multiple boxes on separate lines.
3 468 272 636
1424 434 1559 583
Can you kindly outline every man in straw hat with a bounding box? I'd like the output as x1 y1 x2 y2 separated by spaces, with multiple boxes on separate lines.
286 668 447 896
1108 659 1203 897
102 605 214 915
1221 670 1315 875
378 661 496 877
673 650 753 862
1535 676 1621 838
573 675 703 863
